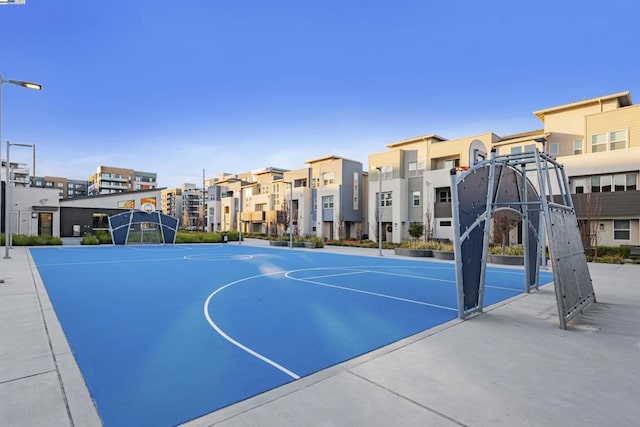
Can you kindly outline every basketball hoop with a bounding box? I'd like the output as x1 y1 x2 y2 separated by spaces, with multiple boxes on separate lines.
141 202 155 214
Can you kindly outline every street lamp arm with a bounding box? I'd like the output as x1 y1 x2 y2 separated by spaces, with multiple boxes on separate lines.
1 78 42 91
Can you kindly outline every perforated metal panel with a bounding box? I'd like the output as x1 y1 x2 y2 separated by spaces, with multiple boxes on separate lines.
547 208 595 328
452 149 594 328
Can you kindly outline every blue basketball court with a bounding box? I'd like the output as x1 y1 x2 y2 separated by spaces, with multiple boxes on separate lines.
29 244 553 426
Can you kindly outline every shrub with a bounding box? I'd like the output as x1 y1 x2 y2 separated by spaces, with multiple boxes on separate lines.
4 234 62 246
95 230 113 244
81 234 100 245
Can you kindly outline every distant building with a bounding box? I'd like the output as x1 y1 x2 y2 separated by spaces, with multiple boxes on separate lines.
32 176 88 199
88 166 157 195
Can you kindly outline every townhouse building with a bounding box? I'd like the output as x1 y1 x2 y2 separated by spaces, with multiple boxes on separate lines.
368 91 640 247
238 167 288 236
207 157 367 241
205 173 247 232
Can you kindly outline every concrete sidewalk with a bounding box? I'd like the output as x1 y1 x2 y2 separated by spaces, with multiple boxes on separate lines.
1 242 638 426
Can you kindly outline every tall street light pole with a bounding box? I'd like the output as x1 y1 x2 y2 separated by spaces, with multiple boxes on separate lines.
5 141 35 259
376 166 383 256
0 75 42 261
284 181 293 248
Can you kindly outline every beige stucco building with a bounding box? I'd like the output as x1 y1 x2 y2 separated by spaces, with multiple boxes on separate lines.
369 91 639 246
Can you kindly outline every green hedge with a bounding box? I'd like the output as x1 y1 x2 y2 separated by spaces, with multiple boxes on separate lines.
0 233 62 246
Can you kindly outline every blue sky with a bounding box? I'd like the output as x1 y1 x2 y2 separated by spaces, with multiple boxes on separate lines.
1 0 639 188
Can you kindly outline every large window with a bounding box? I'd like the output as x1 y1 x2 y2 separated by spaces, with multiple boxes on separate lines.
322 195 334 209
614 220 630 240
408 161 424 177
549 142 559 156
381 192 392 207
590 130 627 153
322 172 335 185
412 191 420 206
589 173 636 192
92 213 110 229
609 130 628 150
437 188 451 203
510 146 522 155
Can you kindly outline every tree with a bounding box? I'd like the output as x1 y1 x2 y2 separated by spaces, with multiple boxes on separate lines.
583 192 602 257
423 206 434 241
276 196 290 237
492 209 521 253
408 222 425 248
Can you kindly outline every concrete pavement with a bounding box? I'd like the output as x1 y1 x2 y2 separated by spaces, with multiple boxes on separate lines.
1 241 638 426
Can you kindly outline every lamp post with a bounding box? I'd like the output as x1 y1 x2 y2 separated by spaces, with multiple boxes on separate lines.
5 141 35 259
375 166 383 256
284 181 293 248
0 75 42 261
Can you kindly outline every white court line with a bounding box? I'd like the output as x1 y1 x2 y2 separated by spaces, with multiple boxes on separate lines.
204 271 301 380
284 271 457 312
34 257 187 267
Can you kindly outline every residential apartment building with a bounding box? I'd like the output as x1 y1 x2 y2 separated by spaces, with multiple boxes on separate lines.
1 160 31 187
180 183 204 230
368 91 640 246
160 187 183 219
88 166 157 195
32 176 88 199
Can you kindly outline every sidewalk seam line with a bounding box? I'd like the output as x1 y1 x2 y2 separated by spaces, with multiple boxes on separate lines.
347 370 469 427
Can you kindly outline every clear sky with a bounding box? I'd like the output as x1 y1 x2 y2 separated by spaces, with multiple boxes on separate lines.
1 0 639 188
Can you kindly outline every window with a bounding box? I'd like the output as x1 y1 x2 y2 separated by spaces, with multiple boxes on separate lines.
601 175 612 192
614 174 626 192
408 161 424 177
92 213 110 229
573 178 586 194
591 133 607 153
311 177 319 188
609 130 627 151
549 142 559 156
613 220 630 240
573 139 583 155
381 165 393 180
524 144 535 153
510 146 522 155
322 172 335 185
442 159 459 169
440 220 452 227
591 176 601 193
412 191 420 206
627 173 637 191
437 188 451 203
381 192 392 207
322 195 334 209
